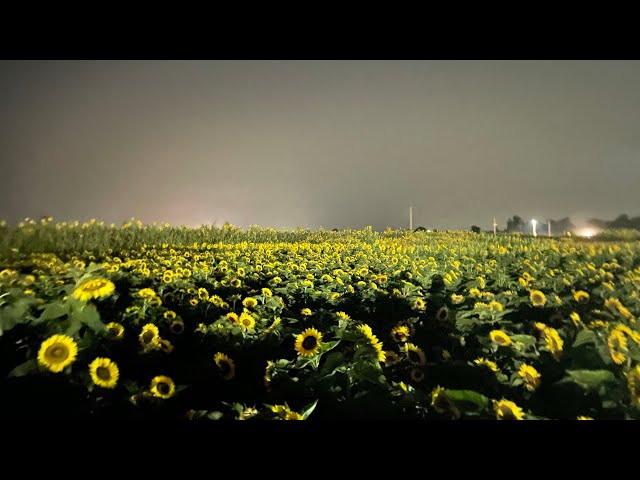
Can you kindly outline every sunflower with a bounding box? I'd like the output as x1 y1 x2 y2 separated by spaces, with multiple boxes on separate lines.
431 386 460 419
197 288 209 301
165 317 184 334
577 416 594 420
625 365 640 408
73 278 115 301
230 279 242 288
473 357 499 372
284 410 304 420
569 312 582 327
226 312 239 324
518 364 541 391
489 330 512 347
150 375 176 399
139 324 160 349
405 343 426 366
163 310 177 320
261 288 273 297
158 338 175 354
239 312 256 330
294 328 323 357
264 317 281 334
301 308 312 316
106 322 125 340
138 288 156 299
608 330 627 365
214 352 236 380
410 368 425 383
242 297 258 309
189 298 198 306
335 311 351 321
432 307 450 324
573 290 590 304
530 290 547 307
544 328 564 361
414 297 426 310
89 357 119 389
451 294 465 304
357 324 374 338
37 334 78 373
384 351 400 367
391 325 410 343
493 399 524 420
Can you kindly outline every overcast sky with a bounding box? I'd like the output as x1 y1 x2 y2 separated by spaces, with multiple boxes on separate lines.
1 60 639 230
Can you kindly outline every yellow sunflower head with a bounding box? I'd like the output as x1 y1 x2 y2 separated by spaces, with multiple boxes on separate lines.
573 290 590 304
489 330 512 347
384 350 400 367
73 278 115 301
89 357 119 389
451 293 465 304
163 310 177 320
544 328 564 361
294 328 323 357
139 324 160 349
106 322 125 340
530 290 547 307
150 375 176 399
261 288 273 297
608 330 628 365
239 312 255 330
414 297 426 310
431 386 460 419
473 357 499 372
493 399 524 420
518 364 541 391
213 352 236 380
301 308 312 316
405 343 426 366
242 297 258 309
37 334 78 373
391 325 410 343
335 311 351 321
226 312 239 324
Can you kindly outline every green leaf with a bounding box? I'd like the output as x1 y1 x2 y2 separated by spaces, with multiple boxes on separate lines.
72 303 106 333
319 351 345 377
444 389 489 410
39 302 70 321
456 316 480 332
510 334 537 347
572 330 596 348
206 411 224 420
8 359 38 377
564 369 616 390
300 399 319 419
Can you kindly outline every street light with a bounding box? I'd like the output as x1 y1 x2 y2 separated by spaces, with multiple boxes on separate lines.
531 219 537 237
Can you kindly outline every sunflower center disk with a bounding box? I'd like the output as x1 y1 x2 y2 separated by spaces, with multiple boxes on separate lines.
158 383 170 394
47 345 69 361
96 366 111 380
302 336 317 350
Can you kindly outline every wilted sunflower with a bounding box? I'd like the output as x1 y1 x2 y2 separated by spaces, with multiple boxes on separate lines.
436 306 450 321
391 325 410 343
239 312 255 330
168 319 184 335
294 328 323 357
493 399 524 420
73 278 115 301
530 290 547 307
89 357 119 389
158 338 175 354
405 343 426 366
139 324 160 349
518 364 541 391
106 322 125 340
608 330 627 365
410 368 425 383
573 290 590 304
489 330 512 347
214 352 236 380
37 334 78 373
150 375 176 399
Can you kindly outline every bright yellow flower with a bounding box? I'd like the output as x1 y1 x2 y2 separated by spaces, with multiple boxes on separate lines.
37 334 78 373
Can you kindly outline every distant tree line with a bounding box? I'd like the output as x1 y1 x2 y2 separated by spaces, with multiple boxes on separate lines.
500 214 640 234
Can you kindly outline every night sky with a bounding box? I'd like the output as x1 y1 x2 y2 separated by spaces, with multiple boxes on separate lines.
2 60 639 231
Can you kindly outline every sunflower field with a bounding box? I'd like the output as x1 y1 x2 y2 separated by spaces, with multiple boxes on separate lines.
1 218 640 420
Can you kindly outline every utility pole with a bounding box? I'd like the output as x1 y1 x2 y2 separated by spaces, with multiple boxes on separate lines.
409 206 413 231
493 217 497 237
532 219 538 237
548 220 551 237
